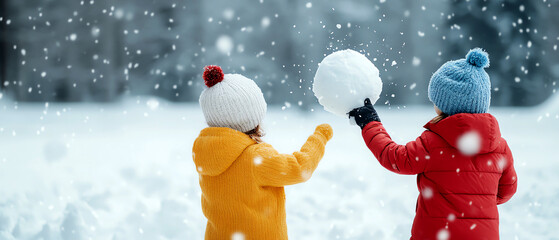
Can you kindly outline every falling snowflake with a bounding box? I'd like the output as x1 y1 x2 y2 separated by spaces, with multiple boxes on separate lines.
457 131 481 156
261 17 271 28
301 170 312 180
231 232 245 240
412 57 421 66
447 213 456 221
422 187 433 199
437 229 450 240
223 9 235 20
216 35 234 54
497 158 507 170
470 224 477 230
253 156 263 165
91 27 100 37
146 98 159 110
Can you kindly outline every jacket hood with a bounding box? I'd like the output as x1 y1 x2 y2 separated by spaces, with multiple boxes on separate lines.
192 127 255 176
424 113 502 154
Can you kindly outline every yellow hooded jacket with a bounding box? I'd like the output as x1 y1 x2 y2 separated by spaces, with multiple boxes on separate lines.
192 124 333 240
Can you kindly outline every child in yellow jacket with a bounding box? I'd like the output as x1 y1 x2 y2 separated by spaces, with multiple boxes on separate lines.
193 65 333 240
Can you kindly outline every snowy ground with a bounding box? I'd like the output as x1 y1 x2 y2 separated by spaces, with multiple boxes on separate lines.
0 96 558 240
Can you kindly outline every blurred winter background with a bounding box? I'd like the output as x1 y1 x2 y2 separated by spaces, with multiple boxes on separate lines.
0 0 558 239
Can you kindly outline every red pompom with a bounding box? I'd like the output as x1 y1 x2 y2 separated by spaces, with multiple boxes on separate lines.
203 65 224 87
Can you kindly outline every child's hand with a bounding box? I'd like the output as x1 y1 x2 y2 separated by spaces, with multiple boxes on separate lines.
315 124 333 141
348 98 381 129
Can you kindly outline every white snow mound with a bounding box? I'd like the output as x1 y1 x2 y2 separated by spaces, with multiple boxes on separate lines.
313 49 382 116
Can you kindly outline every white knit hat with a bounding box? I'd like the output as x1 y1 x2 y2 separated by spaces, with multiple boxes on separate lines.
199 65 267 133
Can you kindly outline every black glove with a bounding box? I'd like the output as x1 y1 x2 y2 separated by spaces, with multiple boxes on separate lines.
348 98 381 129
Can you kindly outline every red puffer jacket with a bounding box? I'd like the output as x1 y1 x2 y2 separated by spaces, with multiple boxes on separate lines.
362 113 517 240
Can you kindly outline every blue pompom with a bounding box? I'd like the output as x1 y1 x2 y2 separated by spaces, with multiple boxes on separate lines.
466 48 489 68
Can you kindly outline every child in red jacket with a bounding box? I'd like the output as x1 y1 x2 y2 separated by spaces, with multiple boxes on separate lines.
349 48 517 240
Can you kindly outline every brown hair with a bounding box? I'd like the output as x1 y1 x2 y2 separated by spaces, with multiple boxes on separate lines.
244 125 265 143
430 112 449 124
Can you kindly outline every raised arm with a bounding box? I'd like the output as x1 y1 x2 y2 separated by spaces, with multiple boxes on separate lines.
497 144 518 205
253 124 333 187
362 121 430 175
349 98 430 175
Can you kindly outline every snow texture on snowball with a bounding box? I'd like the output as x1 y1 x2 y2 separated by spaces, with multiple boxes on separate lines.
313 49 382 116
466 48 489 68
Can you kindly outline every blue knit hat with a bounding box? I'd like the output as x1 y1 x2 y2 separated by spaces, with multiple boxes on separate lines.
428 48 491 116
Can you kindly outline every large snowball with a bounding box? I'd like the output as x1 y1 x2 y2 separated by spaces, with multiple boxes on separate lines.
312 49 382 116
